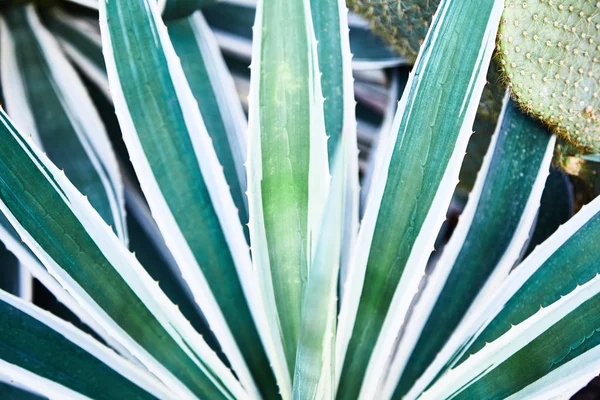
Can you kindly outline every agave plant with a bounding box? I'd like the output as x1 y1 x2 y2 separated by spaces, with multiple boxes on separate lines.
0 0 598 399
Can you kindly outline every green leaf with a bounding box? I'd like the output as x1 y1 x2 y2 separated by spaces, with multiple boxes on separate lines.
389 97 556 399
124 187 226 365
42 10 109 98
99 0 276 397
293 146 345 400
457 199 600 368
161 0 216 20
310 0 359 303
167 12 249 239
335 0 504 398
422 240 600 399
246 0 330 391
0 382 44 400
0 290 173 400
523 169 574 257
0 6 126 241
0 213 132 357
202 1 405 69
417 194 600 398
0 109 244 398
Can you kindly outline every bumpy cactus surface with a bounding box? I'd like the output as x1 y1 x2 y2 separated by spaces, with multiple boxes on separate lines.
346 0 440 62
498 0 600 152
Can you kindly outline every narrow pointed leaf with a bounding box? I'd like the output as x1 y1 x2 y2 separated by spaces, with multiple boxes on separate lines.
388 97 556 399
0 214 136 361
0 109 245 399
414 194 600 398
99 0 276 397
203 1 405 69
161 0 216 20
293 144 347 399
0 6 126 241
0 290 173 400
167 12 249 236
43 10 109 98
247 0 329 392
423 262 600 399
336 1 504 398
459 198 600 366
310 0 359 303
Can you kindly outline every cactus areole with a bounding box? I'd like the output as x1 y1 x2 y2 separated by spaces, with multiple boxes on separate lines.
498 0 600 153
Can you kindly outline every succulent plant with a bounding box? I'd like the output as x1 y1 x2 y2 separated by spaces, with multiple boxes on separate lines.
345 0 439 62
0 0 598 400
497 0 600 153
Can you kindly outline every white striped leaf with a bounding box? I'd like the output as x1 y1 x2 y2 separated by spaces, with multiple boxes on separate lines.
0 109 245 399
60 0 214 19
410 195 600 398
335 0 504 398
0 6 126 241
0 213 137 363
167 12 249 239
99 1 276 397
0 290 174 400
246 0 330 394
43 10 109 98
422 239 600 399
387 96 556 399
293 145 346 400
203 1 406 70
310 0 359 305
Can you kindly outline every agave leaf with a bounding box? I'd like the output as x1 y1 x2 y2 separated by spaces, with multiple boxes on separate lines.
335 0 504 398
247 0 330 392
0 109 245 399
0 6 126 241
293 146 346 400
0 290 174 400
0 381 44 400
161 0 216 20
61 0 212 19
522 169 574 258
360 68 410 213
167 12 249 238
387 96 556 399
42 10 109 98
502 344 600 400
310 0 359 304
458 203 600 364
411 193 600 398
0 214 139 361
203 0 405 70
124 186 225 363
99 0 276 397
422 262 600 399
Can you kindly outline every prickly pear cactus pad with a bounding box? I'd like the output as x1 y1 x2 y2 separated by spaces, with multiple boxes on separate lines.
498 0 600 152
346 0 440 61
